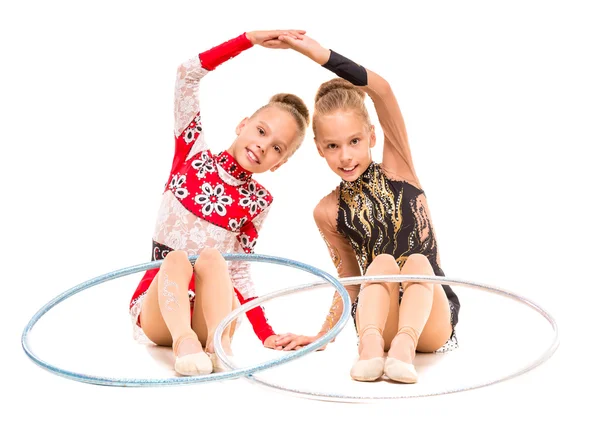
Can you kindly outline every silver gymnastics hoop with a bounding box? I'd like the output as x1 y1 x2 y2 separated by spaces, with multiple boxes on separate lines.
21 253 351 387
214 274 559 402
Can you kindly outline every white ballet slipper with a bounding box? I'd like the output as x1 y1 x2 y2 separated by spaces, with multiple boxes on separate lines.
208 353 234 373
172 333 213 376
350 357 385 382
384 357 418 383
351 325 386 381
174 351 213 376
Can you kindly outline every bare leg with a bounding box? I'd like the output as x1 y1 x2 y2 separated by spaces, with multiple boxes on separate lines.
191 248 236 354
351 254 400 381
140 250 212 376
384 254 452 383
191 248 238 371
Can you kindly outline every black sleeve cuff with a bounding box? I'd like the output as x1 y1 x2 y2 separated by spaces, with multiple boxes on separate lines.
322 50 368 86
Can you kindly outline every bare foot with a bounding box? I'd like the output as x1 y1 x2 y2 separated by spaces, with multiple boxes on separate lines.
387 333 416 364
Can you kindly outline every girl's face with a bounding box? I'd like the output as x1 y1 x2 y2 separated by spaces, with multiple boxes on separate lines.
230 106 299 174
314 110 375 182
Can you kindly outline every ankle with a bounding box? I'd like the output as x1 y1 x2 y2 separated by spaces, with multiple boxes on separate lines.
388 332 417 363
359 332 384 348
173 332 203 358
358 331 384 360
205 339 232 355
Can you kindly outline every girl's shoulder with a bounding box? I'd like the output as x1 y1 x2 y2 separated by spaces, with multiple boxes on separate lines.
313 186 341 226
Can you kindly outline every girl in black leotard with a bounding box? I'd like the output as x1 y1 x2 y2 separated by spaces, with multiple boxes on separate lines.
272 34 460 384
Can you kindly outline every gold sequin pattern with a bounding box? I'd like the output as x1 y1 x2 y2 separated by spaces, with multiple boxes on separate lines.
338 163 440 274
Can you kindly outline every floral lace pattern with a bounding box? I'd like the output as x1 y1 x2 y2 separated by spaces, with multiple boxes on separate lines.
153 191 239 257
131 39 277 343
174 56 209 141
150 192 270 297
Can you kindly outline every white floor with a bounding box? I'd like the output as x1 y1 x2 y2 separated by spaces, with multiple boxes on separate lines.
24 279 556 396
13 270 585 425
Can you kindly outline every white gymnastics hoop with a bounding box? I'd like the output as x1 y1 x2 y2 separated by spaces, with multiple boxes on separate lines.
21 254 351 387
214 274 559 402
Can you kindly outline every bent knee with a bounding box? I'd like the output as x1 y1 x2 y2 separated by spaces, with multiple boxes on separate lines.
401 254 433 275
162 250 192 273
401 254 435 290
195 247 226 270
366 254 400 275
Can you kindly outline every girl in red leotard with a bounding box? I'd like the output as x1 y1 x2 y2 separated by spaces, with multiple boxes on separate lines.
129 29 310 376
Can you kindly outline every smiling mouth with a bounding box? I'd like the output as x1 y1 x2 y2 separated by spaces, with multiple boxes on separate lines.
339 165 358 173
246 148 260 164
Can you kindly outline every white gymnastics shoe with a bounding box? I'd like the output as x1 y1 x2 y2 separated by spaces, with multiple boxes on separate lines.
208 353 234 373
351 325 386 381
350 357 385 382
172 333 213 376
383 357 418 383
174 352 213 376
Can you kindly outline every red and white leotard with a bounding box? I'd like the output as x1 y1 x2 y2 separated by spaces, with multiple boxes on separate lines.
129 33 276 344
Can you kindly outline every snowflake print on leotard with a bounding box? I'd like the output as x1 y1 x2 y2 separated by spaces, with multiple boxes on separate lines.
129 33 277 344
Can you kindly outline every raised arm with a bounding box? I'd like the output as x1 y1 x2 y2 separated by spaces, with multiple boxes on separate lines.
278 34 420 187
172 33 254 163
172 30 306 164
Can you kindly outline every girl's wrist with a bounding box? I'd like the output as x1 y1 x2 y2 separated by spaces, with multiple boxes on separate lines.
245 31 256 45
312 46 331 65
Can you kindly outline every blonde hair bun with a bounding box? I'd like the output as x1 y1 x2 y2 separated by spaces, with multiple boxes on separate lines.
269 93 310 126
315 78 365 104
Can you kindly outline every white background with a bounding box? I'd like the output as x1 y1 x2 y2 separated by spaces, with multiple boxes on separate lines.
2 0 598 425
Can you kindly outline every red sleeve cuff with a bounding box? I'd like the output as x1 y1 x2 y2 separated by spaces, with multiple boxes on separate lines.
246 305 276 343
234 289 275 343
199 33 253 71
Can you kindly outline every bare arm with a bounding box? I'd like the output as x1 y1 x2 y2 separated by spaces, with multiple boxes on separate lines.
278 34 420 186
275 192 363 351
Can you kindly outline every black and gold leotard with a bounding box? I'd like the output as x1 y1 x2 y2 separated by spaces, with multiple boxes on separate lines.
336 161 460 325
313 50 460 335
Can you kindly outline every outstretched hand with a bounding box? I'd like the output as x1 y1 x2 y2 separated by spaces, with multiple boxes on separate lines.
266 332 329 351
246 30 306 49
276 33 331 64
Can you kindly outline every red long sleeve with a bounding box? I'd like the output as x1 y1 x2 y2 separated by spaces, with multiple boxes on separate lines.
199 33 253 71
234 289 275 343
